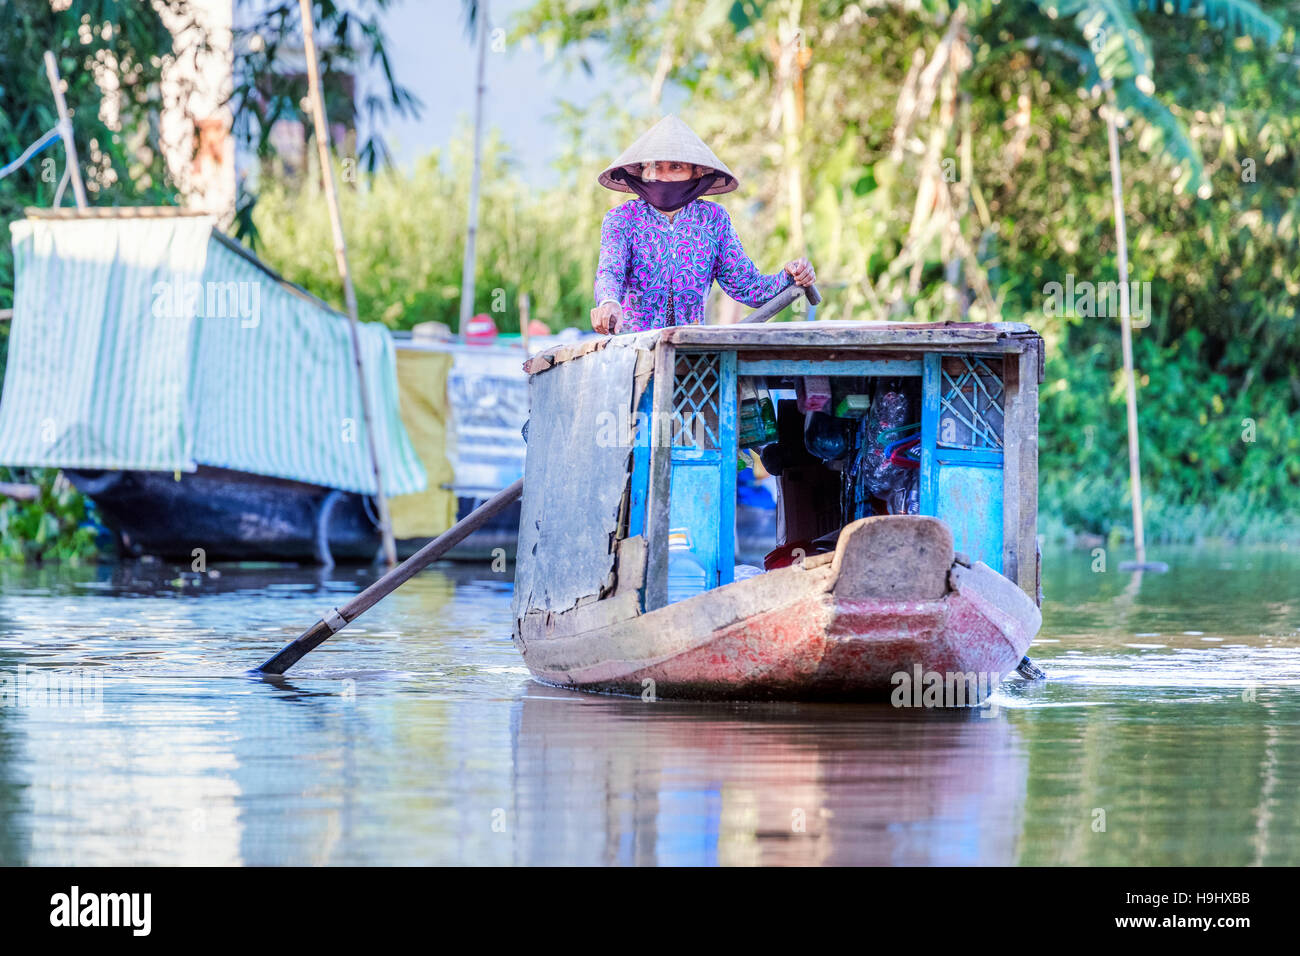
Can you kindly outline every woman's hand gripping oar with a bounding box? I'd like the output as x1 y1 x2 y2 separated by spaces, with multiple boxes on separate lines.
255 478 525 676
743 282 822 324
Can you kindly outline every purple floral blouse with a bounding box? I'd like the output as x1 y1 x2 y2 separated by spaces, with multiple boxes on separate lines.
594 199 792 332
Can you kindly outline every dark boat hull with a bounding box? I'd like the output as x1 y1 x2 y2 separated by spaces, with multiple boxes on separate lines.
66 467 761 566
66 466 382 563
67 466 525 565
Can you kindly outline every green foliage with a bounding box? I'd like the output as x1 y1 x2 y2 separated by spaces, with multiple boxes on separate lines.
229 0 424 237
1038 330 1300 543
0 469 97 563
0 0 413 562
510 0 1300 540
250 133 613 333
0 0 182 309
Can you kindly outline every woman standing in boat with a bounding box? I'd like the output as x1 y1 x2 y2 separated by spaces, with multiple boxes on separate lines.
591 115 816 334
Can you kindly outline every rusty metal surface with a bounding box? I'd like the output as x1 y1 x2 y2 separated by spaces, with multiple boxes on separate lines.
513 345 641 617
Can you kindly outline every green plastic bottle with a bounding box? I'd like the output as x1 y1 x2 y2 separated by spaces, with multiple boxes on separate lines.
758 387 778 443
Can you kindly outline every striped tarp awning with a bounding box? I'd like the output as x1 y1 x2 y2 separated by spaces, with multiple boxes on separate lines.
0 216 425 497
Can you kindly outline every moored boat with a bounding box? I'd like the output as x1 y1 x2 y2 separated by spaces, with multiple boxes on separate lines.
511 318 1045 702
0 208 428 564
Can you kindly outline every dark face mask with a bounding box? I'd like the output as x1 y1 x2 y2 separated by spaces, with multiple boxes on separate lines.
612 168 716 212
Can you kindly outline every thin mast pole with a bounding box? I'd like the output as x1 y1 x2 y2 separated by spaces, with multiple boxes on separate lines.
1104 87 1147 566
43 51 88 209
459 0 489 335
297 0 397 565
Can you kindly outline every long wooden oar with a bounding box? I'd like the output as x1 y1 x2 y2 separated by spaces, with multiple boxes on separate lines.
745 282 822 324
256 478 524 676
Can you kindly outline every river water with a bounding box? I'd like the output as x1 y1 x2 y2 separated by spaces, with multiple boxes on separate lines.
0 546 1296 865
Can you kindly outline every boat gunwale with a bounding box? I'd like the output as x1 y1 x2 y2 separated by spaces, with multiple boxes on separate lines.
523 320 1043 378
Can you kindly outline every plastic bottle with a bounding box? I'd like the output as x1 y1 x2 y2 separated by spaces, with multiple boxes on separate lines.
757 386 779 442
666 529 709 604
804 411 850 461
737 381 766 447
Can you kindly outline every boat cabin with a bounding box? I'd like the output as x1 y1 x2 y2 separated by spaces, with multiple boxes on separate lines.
513 321 1043 643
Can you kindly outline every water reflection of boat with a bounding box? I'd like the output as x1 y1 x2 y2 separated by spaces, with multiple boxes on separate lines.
510 683 1028 865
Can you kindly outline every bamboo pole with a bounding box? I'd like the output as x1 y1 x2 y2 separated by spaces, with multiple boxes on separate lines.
519 291 531 353
1103 88 1151 569
458 0 490 335
774 8 806 255
297 0 396 565
43 51 88 209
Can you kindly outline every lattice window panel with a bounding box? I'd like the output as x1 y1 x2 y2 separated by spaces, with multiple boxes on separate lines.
938 355 1004 450
672 352 721 449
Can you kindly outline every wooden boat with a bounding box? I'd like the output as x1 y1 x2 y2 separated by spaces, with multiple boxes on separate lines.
511 320 1045 703
62 336 543 565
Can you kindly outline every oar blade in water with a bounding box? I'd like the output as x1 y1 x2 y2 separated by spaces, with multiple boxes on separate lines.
255 617 337 676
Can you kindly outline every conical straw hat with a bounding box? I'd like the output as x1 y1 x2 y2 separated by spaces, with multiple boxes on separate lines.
598 115 738 195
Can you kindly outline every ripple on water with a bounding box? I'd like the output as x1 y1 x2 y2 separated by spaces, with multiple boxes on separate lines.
0 548 1296 865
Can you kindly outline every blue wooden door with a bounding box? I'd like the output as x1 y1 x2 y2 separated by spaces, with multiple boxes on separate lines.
920 354 1006 572
666 351 736 588
626 350 736 591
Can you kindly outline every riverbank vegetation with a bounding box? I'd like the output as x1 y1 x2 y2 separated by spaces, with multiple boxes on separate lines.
0 468 97 563
249 1 1300 545
2 1 1298 558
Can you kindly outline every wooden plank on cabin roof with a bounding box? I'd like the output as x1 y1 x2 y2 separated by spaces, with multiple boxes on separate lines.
525 330 663 375
665 324 1018 349
525 324 1042 373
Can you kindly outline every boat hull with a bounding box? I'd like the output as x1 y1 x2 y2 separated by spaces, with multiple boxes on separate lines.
66 466 380 563
69 466 535 565
515 517 1040 704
